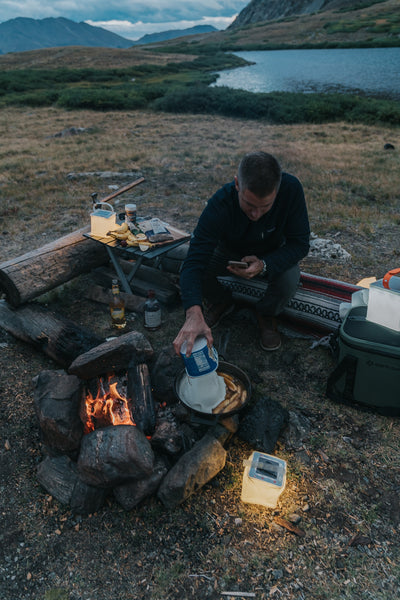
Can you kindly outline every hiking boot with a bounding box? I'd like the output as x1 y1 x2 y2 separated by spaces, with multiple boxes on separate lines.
256 313 281 351
204 302 234 329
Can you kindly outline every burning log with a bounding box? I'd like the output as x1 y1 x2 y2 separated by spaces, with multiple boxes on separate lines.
127 359 156 436
68 330 154 379
80 372 134 434
0 301 102 367
77 424 154 488
0 226 108 307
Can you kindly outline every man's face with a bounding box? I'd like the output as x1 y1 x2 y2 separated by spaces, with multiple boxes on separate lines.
235 176 277 222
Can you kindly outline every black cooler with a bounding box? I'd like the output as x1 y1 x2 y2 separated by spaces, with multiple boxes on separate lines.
326 306 400 416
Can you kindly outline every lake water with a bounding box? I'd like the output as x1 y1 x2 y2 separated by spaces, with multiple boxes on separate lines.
212 48 400 100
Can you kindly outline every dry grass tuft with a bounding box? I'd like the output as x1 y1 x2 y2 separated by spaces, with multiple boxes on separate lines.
1 107 399 281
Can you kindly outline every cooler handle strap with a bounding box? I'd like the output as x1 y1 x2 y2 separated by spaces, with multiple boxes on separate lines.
383 268 400 289
326 355 358 405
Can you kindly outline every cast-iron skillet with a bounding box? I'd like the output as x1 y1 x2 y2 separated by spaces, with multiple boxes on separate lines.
174 361 251 420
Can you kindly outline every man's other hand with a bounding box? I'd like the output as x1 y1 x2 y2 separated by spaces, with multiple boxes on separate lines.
227 255 264 279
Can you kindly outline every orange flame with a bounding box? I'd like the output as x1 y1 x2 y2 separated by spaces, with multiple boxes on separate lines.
83 374 135 434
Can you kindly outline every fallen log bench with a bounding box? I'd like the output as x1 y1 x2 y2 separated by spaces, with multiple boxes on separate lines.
0 300 102 367
0 226 109 307
0 227 186 308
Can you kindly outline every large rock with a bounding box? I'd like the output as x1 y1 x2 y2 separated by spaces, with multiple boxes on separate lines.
68 331 154 379
238 396 289 453
77 424 154 487
114 457 168 510
37 455 106 514
33 370 84 453
157 434 226 509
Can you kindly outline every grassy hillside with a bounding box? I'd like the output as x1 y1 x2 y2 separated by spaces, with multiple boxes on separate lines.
163 0 400 51
0 0 398 73
0 1 398 127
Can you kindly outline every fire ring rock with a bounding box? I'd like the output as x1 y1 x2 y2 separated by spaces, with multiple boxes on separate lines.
157 434 226 509
33 369 84 453
77 424 154 488
68 331 154 379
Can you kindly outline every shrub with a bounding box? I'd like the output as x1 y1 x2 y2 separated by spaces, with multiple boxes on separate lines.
57 87 147 110
151 85 400 126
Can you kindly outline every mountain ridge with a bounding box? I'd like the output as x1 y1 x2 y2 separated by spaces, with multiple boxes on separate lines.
132 25 217 46
0 17 133 54
0 17 217 55
229 0 387 28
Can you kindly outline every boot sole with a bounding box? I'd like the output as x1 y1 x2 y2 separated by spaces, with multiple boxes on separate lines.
260 338 282 351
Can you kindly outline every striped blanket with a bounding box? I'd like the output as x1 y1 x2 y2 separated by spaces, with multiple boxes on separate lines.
217 272 361 335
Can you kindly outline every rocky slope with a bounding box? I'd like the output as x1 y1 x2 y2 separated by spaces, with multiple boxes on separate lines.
230 0 385 28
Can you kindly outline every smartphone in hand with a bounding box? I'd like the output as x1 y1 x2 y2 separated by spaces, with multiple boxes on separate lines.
228 260 248 269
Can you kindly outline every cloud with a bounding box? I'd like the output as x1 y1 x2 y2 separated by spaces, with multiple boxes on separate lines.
0 0 248 24
88 16 237 41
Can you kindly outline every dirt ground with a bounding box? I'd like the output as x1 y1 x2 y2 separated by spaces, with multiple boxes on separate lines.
1 244 400 600
0 108 399 600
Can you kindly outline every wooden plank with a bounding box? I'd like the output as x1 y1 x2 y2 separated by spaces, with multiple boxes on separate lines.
83 284 145 312
99 176 144 204
91 266 179 306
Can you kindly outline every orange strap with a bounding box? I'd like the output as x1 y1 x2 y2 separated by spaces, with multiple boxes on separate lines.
383 268 400 289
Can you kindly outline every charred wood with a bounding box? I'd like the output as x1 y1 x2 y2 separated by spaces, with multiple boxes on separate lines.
127 360 156 436
91 266 178 305
150 345 184 404
0 300 102 367
84 284 145 312
150 420 184 456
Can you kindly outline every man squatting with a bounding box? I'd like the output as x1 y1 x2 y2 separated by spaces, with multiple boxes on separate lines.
173 151 310 356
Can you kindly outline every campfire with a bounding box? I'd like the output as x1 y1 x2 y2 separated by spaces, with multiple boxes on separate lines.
33 338 239 514
81 373 135 433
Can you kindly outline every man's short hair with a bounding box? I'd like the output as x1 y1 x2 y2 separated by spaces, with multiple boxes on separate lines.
237 151 282 197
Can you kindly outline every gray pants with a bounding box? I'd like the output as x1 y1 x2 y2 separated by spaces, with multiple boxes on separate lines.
202 245 300 317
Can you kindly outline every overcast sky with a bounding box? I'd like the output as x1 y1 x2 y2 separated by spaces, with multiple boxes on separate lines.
0 1 249 40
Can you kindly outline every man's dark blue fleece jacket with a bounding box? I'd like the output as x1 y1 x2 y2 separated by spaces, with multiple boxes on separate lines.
180 173 310 311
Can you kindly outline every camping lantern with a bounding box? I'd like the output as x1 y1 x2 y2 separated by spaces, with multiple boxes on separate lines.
90 202 117 238
241 451 286 508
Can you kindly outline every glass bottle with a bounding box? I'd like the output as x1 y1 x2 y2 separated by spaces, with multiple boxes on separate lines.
144 290 161 331
109 279 126 329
